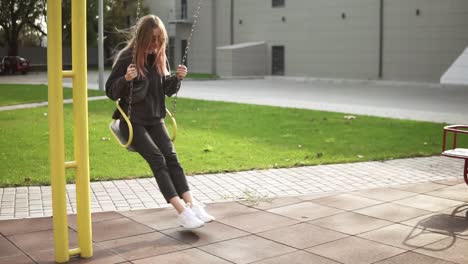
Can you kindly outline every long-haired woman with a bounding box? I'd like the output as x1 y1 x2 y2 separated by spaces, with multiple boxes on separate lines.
106 15 213 229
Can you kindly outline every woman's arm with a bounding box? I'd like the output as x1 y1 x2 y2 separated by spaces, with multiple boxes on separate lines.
163 75 181 97
163 60 183 97
105 53 132 101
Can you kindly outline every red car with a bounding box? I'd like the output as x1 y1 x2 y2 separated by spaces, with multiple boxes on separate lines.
0 56 31 74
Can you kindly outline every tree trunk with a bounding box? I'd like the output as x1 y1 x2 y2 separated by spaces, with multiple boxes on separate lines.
7 21 20 56
8 39 19 56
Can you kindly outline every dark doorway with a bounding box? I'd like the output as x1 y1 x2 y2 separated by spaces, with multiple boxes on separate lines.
272 46 284 75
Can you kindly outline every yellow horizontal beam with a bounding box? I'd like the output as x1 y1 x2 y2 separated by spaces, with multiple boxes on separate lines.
69 248 81 256
63 71 75 78
65 161 77 169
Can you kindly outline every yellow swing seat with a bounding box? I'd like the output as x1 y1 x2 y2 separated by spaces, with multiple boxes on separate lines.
109 99 177 152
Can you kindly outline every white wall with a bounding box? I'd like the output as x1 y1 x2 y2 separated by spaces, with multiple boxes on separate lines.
233 0 380 79
383 0 468 82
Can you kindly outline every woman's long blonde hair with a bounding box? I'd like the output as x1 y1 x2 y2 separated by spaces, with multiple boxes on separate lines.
116 15 169 77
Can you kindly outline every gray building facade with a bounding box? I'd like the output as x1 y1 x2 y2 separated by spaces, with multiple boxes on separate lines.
153 0 468 82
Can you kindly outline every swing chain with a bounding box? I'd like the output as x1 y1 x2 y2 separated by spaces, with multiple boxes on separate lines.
136 0 142 21
126 0 143 121
181 0 203 66
127 0 203 120
172 0 203 118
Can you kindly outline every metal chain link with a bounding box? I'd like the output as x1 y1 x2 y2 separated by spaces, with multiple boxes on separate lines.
171 0 203 118
127 0 202 119
127 0 143 120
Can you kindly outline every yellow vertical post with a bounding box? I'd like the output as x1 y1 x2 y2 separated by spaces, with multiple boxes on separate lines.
48 0 93 262
47 0 70 263
72 0 93 258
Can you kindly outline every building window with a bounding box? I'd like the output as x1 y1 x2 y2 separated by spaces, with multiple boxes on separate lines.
181 0 188 20
272 0 285 8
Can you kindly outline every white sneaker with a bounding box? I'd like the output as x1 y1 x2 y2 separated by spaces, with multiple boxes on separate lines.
178 207 204 229
191 203 215 223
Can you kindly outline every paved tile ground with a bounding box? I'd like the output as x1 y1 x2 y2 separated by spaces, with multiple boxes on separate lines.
0 156 465 220
0 177 467 264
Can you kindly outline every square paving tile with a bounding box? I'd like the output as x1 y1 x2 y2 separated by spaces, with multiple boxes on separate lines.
132 248 231 264
119 208 166 217
309 212 393 235
0 255 35 264
374 251 455 264
439 204 468 217
401 213 468 237
440 183 468 191
414 237 468 264
358 224 449 250
67 211 124 230
217 211 299 233
306 236 405 264
91 217 155 242
351 188 417 202
161 221 249 247
391 182 447 194
392 195 463 212
240 196 303 210
0 235 24 260
313 194 383 211
28 244 126 264
98 231 191 261
355 203 431 222
7 229 78 254
121 208 181 231
295 192 342 201
426 188 468 203
0 217 52 236
432 179 466 186
204 201 260 220
267 202 344 221
257 223 348 249
199 235 296 264
251 250 341 264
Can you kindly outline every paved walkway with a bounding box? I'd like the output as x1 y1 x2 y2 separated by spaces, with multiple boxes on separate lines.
0 156 464 220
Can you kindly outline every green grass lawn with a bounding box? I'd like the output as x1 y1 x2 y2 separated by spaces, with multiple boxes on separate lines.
2 92 466 187
0 84 105 106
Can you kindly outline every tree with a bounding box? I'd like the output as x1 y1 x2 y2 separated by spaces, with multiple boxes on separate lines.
61 0 99 46
0 0 147 61
103 0 149 63
61 0 148 64
0 0 47 56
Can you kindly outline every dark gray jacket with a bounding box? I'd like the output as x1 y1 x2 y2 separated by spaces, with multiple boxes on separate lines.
105 48 180 125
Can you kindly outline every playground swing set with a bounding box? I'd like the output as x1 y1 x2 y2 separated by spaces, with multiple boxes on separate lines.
47 0 203 262
109 0 202 150
46 0 466 263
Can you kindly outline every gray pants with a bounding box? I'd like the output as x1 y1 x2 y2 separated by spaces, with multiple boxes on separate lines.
120 119 189 203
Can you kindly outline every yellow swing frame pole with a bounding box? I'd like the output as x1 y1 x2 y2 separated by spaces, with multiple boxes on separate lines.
47 0 93 262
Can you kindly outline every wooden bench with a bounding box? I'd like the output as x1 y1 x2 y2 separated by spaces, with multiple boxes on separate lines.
442 125 468 185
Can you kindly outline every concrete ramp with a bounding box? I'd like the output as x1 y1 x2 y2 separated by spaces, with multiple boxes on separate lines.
441 47 468 85
216 42 267 77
